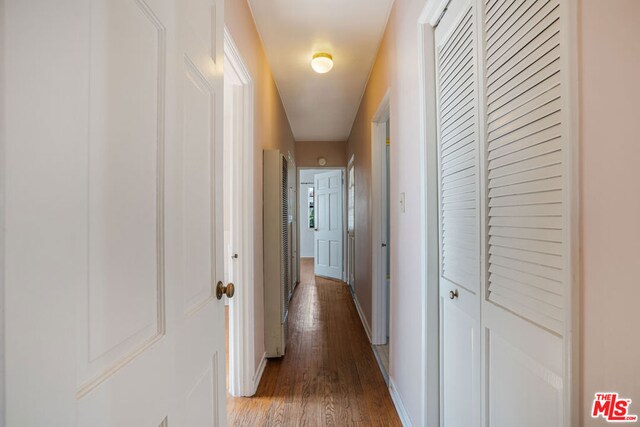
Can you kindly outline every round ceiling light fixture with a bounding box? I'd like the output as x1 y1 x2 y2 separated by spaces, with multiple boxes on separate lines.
311 52 334 74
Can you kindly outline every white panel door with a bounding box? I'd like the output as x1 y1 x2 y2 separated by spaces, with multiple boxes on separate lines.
435 0 482 426
481 0 566 424
314 170 343 280
3 0 226 425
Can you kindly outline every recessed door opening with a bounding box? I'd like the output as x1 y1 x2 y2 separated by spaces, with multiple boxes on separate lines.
371 101 391 382
223 31 258 402
373 119 391 377
298 168 346 283
347 156 356 293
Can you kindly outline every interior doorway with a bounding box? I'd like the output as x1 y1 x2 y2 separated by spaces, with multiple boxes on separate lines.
371 92 391 382
347 155 356 292
298 168 347 282
223 30 258 399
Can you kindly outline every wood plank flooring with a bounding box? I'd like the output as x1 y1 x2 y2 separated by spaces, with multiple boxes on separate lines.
227 258 401 426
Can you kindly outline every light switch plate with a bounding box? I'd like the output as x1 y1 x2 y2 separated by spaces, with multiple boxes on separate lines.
400 192 406 213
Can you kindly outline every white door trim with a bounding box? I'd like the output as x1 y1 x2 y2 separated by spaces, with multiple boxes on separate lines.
298 167 347 283
346 154 356 292
224 28 260 397
416 3 444 425
371 90 390 346
416 1 581 426
560 0 581 423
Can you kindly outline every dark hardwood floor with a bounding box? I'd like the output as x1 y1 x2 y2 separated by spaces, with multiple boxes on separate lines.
227 258 401 426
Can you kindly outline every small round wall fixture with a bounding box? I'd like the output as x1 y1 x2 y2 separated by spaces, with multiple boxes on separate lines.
318 157 327 166
311 52 334 74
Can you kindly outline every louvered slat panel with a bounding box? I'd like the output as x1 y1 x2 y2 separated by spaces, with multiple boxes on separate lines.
442 136 475 160
488 125 561 161
487 0 559 67
489 150 562 180
484 0 564 334
438 5 480 294
485 0 514 28
489 225 561 242
489 244 562 268
489 137 561 170
490 275 562 303
489 264 561 294
490 235 562 256
281 158 289 323
489 202 562 217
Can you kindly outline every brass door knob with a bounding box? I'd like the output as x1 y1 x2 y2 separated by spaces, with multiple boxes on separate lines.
216 281 235 300
449 289 459 300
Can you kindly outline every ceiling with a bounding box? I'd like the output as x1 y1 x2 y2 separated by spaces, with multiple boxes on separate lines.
248 0 394 142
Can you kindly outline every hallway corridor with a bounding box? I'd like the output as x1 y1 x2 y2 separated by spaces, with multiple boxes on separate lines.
228 259 401 426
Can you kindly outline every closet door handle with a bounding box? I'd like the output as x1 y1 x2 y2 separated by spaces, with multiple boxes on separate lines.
449 289 459 300
216 282 235 300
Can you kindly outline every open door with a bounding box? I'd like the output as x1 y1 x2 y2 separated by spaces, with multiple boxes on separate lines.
314 170 344 280
3 0 228 425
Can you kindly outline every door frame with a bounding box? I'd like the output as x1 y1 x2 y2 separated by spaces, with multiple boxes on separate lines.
371 90 390 346
346 154 356 292
297 167 347 283
416 1 581 426
224 29 260 397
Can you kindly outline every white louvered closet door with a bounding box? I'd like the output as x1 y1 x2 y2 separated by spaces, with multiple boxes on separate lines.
481 0 566 425
435 0 482 425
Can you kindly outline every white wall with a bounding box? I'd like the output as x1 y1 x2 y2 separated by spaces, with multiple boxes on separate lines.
298 169 324 258
347 0 640 424
346 0 426 422
580 0 640 423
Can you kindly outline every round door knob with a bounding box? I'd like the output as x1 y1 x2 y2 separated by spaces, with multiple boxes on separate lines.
216 281 235 300
449 289 459 300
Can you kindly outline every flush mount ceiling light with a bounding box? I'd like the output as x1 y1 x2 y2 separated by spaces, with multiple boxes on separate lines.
311 52 333 74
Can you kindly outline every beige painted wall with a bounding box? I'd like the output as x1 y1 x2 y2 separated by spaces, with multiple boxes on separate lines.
295 140 347 168
349 0 640 424
580 0 640 424
224 0 297 376
346 0 426 423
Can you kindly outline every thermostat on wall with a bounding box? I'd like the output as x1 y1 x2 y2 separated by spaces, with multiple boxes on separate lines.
317 157 327 166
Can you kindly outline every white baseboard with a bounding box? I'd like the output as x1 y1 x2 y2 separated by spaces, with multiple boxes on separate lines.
352 292 372 343
389 378 413 427
250 352 267 395
371 345 389 385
